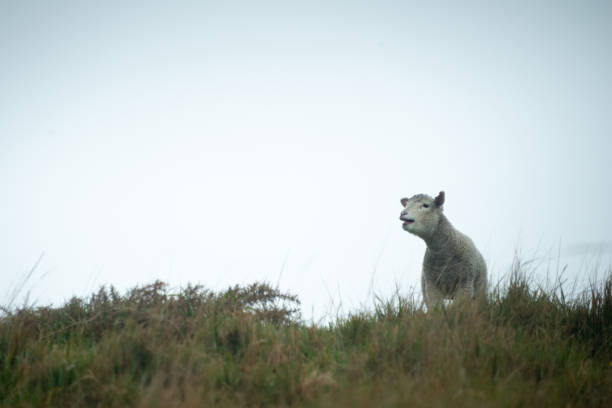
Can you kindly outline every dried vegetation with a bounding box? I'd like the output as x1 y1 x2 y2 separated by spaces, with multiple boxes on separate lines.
1 269 611 407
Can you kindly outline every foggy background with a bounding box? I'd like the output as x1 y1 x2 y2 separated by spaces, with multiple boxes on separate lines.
2 1 611 319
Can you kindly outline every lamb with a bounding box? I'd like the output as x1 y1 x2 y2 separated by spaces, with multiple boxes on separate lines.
399 191 487 310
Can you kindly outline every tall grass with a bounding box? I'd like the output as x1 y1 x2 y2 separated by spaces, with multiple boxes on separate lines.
1 268 611 407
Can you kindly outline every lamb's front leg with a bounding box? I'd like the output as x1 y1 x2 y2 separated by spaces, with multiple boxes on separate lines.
422 275 444 311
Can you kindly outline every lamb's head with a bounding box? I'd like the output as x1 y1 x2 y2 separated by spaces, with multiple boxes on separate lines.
399 191 445 239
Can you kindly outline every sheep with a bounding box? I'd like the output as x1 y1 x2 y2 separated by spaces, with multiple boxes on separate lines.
399 191 487 310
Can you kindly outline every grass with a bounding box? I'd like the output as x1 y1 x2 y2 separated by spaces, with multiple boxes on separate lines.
1 267 611 407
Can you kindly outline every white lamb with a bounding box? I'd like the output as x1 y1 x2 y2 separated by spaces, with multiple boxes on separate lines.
399 191 487 310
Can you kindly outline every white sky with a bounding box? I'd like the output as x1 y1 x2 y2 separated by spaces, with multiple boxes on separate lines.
2 1 611 319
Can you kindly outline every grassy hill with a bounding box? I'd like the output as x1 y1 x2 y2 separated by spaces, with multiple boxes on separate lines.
1 269 611 407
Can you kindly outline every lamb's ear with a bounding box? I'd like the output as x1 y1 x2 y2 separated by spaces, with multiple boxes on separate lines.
400 197 409 207
434 191 445 207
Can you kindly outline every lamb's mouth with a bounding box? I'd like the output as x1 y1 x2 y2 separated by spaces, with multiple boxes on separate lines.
401 218 415 227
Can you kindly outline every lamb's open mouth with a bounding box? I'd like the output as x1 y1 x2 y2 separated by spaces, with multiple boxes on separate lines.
401 218 415 227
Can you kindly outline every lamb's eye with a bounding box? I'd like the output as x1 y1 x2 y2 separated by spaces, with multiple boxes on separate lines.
423 203 429 208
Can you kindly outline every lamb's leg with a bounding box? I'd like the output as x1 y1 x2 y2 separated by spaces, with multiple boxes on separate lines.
474 271 488 296
454 284 475 302
422 276 444 311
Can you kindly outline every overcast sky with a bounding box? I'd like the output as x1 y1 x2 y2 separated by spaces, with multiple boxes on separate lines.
2 1 611 319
